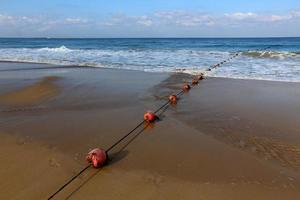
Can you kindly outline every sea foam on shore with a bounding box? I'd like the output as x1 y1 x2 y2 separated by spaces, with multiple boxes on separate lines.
0 38 299 82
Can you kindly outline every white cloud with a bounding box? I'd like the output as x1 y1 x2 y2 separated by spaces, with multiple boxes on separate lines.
0 10 299 37
266 14 292 22
155 10 299 27
155 11 214 27
65 18 89 24
224 12 297 23
136 16 153 26
101 14 153 27
224 12 257 20
0 14 15 23
0 14 39 25
291 11 300 17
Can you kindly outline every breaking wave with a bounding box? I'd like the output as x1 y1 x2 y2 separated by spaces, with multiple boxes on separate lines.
0 46 300 82
37 46 73 53
243 51 300 59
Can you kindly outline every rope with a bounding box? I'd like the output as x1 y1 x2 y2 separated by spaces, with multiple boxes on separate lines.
47 101 171 199
105 120 145 154
106 98 174 154
47 49 243 199
47 165 91 200
47 47 269 199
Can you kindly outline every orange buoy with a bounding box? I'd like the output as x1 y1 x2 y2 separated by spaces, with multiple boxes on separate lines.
169 94 177 103
182 84 191 91
144 111 157 123
192 79 199 85
86 148 107 168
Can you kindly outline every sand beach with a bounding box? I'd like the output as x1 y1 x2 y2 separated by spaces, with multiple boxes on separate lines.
0 61 300 199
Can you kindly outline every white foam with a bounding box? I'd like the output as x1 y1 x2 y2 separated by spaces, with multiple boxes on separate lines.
38 45 73 53
0 47 299 82
243 50 300 59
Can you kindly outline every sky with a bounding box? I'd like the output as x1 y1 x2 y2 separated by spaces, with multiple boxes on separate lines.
0 0 299 37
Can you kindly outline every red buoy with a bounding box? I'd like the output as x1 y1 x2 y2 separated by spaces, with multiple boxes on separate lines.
182 84 191 91
86 148 107 168
144 111 157 123
192 79 199 85
169 94 177 103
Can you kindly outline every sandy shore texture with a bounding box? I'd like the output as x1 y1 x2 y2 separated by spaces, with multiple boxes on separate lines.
0 61 300 200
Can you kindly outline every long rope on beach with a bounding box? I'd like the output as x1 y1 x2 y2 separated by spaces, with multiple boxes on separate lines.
10 46 271 199
47 48 263 199
44 46 268 199
47 48 252 200
47 96 177 200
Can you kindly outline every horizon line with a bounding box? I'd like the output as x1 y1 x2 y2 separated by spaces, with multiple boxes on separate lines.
0 36 300 39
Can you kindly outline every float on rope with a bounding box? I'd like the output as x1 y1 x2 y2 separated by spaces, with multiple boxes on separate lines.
169 94 177 104
192 79 199 85
86 148 107 168
47 49 255 200
182 84 191 92
144 111 158 123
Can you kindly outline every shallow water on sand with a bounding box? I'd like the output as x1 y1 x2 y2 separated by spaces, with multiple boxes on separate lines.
1 62 300 199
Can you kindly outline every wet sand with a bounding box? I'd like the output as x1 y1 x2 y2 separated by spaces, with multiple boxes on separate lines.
0 132 81 200
0 61 300 200
0 76 61 106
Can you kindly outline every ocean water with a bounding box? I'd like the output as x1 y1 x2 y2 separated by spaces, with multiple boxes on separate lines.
0 38 299 82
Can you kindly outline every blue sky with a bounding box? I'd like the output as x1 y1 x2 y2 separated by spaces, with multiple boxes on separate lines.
0 0 299 37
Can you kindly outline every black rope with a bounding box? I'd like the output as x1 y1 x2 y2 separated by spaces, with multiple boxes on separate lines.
47 101 171 199
154 100 171 114
176 90 184 96
106 98 173 154
105 47 249 155
105 120 145 153
47 48 256 199
65 124 150 200
48 164 91 200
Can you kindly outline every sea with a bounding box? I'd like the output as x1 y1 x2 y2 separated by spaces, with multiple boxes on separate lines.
0 38 299 82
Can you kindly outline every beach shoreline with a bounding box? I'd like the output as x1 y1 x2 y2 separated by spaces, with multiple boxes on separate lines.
0 61 300 199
